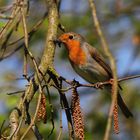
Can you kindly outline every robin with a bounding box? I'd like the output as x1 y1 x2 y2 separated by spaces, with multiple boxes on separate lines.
55 32 133 118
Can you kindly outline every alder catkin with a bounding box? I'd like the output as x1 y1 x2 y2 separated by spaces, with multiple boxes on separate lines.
71 88 84 140
37 93 47 123
111 85 119 134
113 103 119 134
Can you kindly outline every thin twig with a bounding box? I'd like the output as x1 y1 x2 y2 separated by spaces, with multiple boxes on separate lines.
52 84 73 92
118 75 140 82
0 12 47 62
11 2 29 138
31 124 43 140
0 120 5 138
0 14 13 19
48 67 140 91
0 0 20 40
57 108 63 140
21 1 29 79
20 59 44 139
88 1 118 139
59 75 140 90
7 90 25 95
0 4 13 13
20 86 42 140
45 85 55 138
47 68 74 139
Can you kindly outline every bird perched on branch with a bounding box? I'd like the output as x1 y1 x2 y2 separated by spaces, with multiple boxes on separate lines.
55 32 133 118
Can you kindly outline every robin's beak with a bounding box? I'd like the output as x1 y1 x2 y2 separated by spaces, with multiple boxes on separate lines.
53 39 62 47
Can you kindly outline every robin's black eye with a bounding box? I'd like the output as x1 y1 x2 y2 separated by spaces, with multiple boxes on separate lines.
69 35 73 39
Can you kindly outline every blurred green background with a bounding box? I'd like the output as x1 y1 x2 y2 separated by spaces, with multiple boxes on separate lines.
0 0 140 139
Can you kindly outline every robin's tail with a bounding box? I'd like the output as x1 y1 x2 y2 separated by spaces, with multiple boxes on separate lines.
117 93 133 118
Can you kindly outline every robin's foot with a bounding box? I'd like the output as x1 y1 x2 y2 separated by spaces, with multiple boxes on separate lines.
72 79 80 87
94 82 104 89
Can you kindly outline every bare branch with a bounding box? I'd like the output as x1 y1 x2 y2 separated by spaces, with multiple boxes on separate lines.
88 0 118 139
0 12 47 61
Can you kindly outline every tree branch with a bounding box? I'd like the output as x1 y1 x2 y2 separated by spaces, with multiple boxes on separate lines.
89 0 118 139
9 0 59 139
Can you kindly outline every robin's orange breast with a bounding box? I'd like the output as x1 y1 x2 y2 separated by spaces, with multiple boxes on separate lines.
65 40 86 65
69 46 86 65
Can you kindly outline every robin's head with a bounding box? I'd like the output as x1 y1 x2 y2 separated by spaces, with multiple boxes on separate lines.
56 32 85 50
55 32 87 65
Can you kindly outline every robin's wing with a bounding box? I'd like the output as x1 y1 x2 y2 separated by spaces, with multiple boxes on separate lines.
86 43 113 78
86 43 123 90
